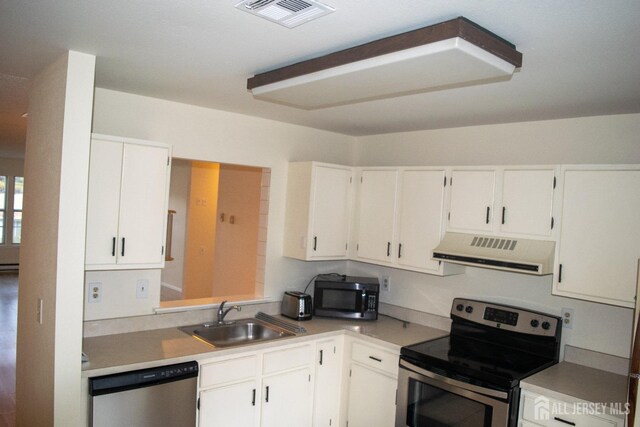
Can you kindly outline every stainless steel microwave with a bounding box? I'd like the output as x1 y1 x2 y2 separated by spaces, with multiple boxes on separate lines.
313 275 379 320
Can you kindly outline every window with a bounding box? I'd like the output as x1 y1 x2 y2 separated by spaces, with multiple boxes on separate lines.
0 175 23 246
12 177 23 244
0 176 6 245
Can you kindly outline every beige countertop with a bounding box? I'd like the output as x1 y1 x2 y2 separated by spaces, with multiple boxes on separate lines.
521 361 628 419
82 314 448 377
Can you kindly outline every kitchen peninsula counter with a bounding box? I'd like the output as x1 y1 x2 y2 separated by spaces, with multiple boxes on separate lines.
521 361 628 419
82 314 448 377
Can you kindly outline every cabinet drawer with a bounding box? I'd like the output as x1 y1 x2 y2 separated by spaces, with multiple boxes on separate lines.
263 344 313 375
521 392 618 427
351 341 399 377
200 355 258 388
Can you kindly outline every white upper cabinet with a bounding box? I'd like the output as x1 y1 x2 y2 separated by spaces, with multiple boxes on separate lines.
85 138 124 266
448 169 496 233
354 169 399 264
554 166 640 307
353 167 463 276
396 169 462 275
283 162 353 260
85 134 171 270
447 167 557 239
500 168 556 237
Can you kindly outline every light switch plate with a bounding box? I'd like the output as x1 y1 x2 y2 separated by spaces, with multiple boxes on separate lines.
136 279 149 299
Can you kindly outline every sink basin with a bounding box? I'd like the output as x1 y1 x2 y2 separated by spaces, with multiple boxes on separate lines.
179 318 295 347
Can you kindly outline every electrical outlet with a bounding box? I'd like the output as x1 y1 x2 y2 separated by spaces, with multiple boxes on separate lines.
137 279 149 299
561 307 574 329
88 282 102 303
381 276 391 292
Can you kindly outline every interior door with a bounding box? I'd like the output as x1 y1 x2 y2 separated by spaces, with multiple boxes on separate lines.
629 260 640 427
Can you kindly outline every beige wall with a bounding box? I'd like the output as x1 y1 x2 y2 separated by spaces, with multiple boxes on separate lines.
17 51 95 427
92 88 355 304
351 113 640 358
183 161 220 299
84 269 162 321
161 158 191 292
212 164 262 298
355 113 640 166
90 87 639 359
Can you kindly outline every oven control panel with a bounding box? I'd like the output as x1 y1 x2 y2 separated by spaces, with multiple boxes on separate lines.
451 298 560 337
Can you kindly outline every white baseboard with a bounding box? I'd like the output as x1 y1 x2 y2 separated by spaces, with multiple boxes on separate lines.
161 282 182 292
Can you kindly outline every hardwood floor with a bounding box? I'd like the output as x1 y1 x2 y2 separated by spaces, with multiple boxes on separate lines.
0 273 17 427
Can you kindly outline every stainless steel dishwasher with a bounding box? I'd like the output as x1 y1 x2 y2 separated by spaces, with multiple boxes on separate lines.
89 361 198 427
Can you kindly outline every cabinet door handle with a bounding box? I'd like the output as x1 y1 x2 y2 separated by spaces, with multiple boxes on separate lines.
319 349 323 366
111 237 116 257
251 388 256 406
486 207 491 224
387 242 391 257
265 385 269 403
558 264 563 283
313 236 317 251
121 237 125 257
501 207 506 225
369 356 382 362
553 417 576 426
398 243 402 259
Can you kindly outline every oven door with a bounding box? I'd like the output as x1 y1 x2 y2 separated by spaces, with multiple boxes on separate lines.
396 359 512 427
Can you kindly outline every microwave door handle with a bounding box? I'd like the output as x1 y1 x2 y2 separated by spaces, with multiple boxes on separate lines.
360 292 366 318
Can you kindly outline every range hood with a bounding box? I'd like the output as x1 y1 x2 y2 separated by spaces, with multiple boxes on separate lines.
432 232 555 275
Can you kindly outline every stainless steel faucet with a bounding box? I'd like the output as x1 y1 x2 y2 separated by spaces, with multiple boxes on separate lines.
217 300 241 324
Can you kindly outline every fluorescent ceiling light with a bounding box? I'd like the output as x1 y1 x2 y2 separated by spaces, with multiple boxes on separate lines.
247 17 522 109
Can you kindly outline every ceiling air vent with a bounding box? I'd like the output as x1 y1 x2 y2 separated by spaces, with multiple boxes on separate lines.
235 0 335 28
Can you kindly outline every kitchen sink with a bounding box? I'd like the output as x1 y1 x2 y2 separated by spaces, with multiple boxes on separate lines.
179 318 295 347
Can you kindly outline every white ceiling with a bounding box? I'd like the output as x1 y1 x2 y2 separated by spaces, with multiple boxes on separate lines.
1 0 639 151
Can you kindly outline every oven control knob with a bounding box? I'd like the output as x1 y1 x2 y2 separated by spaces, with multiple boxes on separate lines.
465 305 473 314
541 321 551 330
456 304 464 312
530 319 539 328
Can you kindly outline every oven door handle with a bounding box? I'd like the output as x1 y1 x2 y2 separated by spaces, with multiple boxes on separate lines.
399 359 509 400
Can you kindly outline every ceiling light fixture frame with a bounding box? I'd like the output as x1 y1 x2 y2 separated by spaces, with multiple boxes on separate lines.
247 17 523 109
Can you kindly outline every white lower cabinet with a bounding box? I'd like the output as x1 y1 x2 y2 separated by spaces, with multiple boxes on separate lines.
519 390 622 427
198 354 260 427
198 340 340 427
314 337 343 427
262 367 313 427
199 378 259 426
345 339 399 427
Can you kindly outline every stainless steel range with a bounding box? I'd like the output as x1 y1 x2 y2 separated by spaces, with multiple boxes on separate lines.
396 298 561 427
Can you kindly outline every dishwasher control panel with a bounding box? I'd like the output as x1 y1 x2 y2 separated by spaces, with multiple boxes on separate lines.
90 361 199 396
